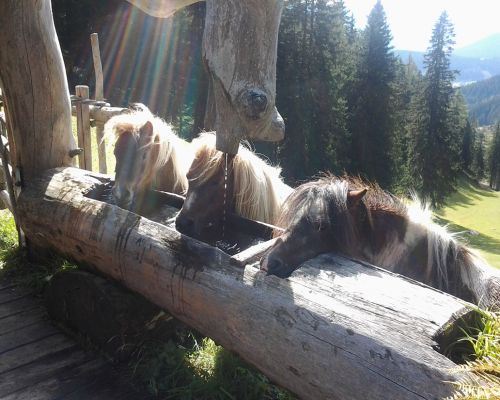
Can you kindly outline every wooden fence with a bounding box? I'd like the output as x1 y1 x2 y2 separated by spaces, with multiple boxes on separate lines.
70 33 127 174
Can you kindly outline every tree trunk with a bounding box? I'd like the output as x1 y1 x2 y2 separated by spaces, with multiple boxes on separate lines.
203 0 285 153
17 167 477 400
0 1 76 181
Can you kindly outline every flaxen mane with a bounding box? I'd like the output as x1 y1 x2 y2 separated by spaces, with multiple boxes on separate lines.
104 108 193 193
189 133 293 224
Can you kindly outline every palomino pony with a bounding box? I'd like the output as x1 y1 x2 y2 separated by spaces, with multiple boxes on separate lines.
261 175 500 309
175 133 293 239
105 105 193 209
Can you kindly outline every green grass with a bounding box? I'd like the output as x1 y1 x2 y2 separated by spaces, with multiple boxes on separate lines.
447 308 500 399
436 177 500 269
133 336 294 400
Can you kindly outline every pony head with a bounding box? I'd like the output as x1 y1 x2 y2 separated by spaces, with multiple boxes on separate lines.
176 133 289 239
261 176 367 278
105 106 185 210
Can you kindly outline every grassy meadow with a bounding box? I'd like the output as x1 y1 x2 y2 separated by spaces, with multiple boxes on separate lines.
436 177 500 269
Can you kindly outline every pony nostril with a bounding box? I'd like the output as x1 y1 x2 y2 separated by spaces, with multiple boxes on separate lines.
175 216 194 234
113 186 132 207
263 257 286 277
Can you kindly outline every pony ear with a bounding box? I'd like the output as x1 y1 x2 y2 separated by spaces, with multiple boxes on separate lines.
139 121 155 144
347 188 367 209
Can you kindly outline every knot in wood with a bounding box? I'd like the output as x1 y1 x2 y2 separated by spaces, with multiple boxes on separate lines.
240 89 269 120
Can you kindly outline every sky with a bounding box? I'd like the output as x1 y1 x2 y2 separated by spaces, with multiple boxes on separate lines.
342 0 500 51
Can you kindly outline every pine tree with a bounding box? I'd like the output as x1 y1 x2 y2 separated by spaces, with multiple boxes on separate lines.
474 129 486 180
391 56 424 192
349 0 396 188
408 11 459 206
461 119 475 171
489 123 500 190
275 0 355 182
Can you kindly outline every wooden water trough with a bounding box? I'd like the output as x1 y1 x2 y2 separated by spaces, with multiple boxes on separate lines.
16 166 475 400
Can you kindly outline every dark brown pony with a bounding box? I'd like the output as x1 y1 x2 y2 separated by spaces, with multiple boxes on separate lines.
175 133 292 239
261 175 500 309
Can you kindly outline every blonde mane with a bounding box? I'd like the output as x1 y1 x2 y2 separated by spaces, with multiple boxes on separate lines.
104 109 193 194
189 133 293 224
404 198 499 307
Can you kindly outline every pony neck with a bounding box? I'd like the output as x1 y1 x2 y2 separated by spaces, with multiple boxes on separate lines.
357 203 411 270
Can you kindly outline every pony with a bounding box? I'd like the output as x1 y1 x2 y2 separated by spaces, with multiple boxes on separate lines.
261 175 500 309
175 133 293 239
105 105 193 209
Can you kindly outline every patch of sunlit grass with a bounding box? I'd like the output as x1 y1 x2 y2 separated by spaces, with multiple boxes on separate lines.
447 308 500 400
437 176 500 269
132 336 294 400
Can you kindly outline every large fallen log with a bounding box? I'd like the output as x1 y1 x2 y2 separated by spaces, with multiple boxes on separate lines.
17 167 475 400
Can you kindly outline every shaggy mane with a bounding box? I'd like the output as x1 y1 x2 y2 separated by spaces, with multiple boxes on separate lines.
276 174 499 307
104 108 192 193
189 133 292 224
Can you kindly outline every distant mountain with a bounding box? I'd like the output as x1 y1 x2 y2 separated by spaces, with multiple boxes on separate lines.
396 33 500 85
461 74 500 126
454 33 500 59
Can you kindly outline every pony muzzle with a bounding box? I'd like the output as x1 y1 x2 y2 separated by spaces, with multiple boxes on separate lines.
112 184 133 209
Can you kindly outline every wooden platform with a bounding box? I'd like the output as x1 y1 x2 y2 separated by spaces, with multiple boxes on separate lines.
0 279 148 399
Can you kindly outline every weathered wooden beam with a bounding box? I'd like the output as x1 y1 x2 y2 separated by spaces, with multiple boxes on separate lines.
75 86 92 171
203 0 285 153
16 167 476 400
0 1 76 179
90 33 108 174
126 0 285 154
71 105 129 125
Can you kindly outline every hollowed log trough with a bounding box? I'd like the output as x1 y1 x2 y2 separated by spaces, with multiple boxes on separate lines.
17 167 474 400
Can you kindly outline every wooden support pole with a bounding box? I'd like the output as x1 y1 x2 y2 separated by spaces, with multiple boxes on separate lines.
0 1 76 180
0 128 23 244
90 34 104 102
17 167 477 400
75 85 92 171
0 190 12 213
90 33 107 174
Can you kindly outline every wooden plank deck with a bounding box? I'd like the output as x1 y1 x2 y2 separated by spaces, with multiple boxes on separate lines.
0 280 149 399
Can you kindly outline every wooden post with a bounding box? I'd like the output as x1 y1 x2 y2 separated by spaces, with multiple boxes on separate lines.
0 113 5 210
0 119 23 244
0 1 76 181
16 167 479 400
203 0 285 154
75 85 92 171
90 33 107 174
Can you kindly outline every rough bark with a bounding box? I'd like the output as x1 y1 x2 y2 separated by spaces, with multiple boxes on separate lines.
0 1 76 180
203 0 285 153
16 167 477 400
